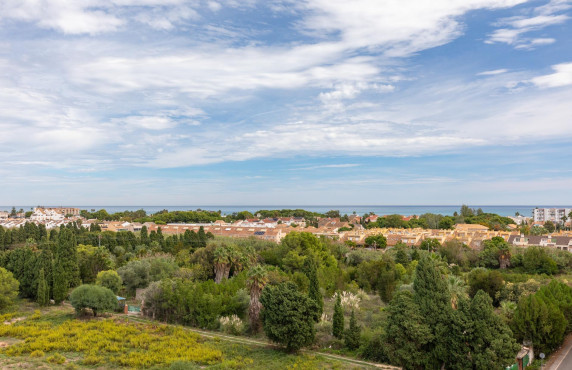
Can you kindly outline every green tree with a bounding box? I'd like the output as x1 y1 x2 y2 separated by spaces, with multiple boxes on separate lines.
332 292 344 339
36 268 49 306
364 234 387 249
463 290 520 368
96 270 123 294
69 284 117 317
413 257 465 368
344 309 361 350
247 265 268 333
512 293 567 354
52 262 67 304
54 228 80 289
260 282 319 352
544 221 556 233
0 267 19 310
522 247 558 275
420 238 441 252
384 290 433 369
305 258 323 320
468 268 504 306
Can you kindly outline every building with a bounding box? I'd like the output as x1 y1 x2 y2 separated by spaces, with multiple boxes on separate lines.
533 208 572 224
0 211 8 219
508 234 572 251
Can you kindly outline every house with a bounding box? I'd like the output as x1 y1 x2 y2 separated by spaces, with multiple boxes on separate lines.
0 211 8 219
508 234 572 251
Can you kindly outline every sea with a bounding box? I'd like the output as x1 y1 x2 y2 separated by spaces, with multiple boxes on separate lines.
1 205 569 217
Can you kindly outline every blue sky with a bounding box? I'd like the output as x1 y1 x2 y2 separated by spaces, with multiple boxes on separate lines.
1 0 571 206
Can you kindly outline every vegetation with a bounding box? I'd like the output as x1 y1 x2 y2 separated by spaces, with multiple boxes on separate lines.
0 205 571 369
260 282 319 352
69 284 117 317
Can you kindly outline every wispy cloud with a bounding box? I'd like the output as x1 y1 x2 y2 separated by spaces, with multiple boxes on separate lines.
477 69 509 75
486 0 571 49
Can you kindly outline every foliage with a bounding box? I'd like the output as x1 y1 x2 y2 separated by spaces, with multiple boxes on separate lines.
96 270 123 294
36 268 49 306
364 234 387 249
0 316 223 367
260 282 319 352
0 267 19 309
332 292 344 339
384 290 432 369
344 310 361 350
468 268 504 306
305 258 323 320
420 238 441 252
522 247 558 275
462 290 520 368
69 284 117 317
219 315 244 335
247 265 268 332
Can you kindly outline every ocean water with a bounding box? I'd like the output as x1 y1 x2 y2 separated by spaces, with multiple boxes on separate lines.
2 205 569 217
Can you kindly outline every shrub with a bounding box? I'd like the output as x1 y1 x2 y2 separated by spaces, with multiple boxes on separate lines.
0 267 19 310
219 315 243 335
69 284 117 317
47 353 66 364
30 350 44 357
96 270 123 294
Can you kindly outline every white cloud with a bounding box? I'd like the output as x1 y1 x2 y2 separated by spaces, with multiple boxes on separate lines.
531 62 572 87
477 69 508 75
486 0 570 48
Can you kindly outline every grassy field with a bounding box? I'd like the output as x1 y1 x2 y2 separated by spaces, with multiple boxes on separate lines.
0 302 376 369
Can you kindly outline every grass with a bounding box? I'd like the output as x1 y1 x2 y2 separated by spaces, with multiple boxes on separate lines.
0 303 373 369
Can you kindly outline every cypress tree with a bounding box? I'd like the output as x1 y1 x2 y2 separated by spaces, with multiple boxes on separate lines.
305 258 323 320
344 309 361 350
140 225 149 245
198 227 207 248
55 227 80 288
36 268 49 306
332 292 344 339
52 262 67 304
413 256 466 368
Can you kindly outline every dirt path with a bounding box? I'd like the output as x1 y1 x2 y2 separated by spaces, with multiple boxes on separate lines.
126 316 400 369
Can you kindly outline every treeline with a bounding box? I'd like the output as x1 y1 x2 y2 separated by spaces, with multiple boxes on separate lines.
365 210 514 230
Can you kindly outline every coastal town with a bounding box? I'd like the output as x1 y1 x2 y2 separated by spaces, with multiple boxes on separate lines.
2 206 571 251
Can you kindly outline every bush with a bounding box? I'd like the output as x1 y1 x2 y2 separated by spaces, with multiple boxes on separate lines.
69 284 117 317
30 350 44 357
0 267 19 310
47 353 66 364
96 270 123 294
219 315 244 335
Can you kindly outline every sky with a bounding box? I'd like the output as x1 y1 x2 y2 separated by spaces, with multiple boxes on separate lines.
0 0 571 206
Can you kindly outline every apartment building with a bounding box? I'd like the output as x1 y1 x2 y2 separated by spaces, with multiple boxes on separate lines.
533 208 572 224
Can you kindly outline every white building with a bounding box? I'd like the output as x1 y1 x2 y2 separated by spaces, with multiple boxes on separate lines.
533 208 572 224
30 207 65 222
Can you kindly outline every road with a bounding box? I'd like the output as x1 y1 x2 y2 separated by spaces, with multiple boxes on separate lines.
549 333 572 370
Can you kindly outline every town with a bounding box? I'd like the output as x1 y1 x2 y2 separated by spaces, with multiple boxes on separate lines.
2 206 571 251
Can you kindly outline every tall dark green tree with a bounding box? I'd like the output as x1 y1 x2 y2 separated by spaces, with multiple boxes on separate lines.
198 226 207 248
344 309 361 350
260 282 319 352
463 290 520 368
52 262 67 304
512 291 567 354
384 290 433 369
332 292 344 339
305 258 323 320
36 268 49 306
140 225 149 245
55 227 80 288
413 256 465 368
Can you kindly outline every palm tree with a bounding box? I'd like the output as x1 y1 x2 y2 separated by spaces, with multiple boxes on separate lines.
247 265 268 332
213 246 231 283
447 275 467 309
